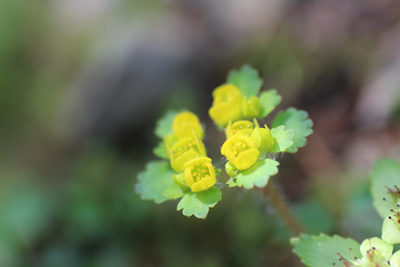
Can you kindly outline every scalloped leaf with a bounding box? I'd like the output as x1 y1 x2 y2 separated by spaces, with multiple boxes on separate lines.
291 234 362 267
258 89 282 118
154 109 183 139
177 187 222 219
236 158 279 189
163 183 186 199
272 108 313 153
270 125 294 153
135 161 176 203
370 158 400 218
153 141 169 159
227 65 263 97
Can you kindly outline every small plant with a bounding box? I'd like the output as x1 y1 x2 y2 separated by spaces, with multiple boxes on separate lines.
135 65 313 220
291 158 400 267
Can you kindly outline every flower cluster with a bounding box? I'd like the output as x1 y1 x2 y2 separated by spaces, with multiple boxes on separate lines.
164 112 217 192
137 64 313 218
209 84 261 128
335 237 400 267
221 120 274 172
382 205 400 245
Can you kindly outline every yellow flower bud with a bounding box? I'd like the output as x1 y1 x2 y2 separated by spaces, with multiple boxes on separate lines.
225 162 238 178
172 173 188 190
167 133 206 173
172 112 204 140
184 157 216 192
242 95 261 119
251 120 274 152
209 84 243 128
221 132 260 170
225 120 254 139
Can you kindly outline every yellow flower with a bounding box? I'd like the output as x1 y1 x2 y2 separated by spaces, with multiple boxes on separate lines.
184 157 216 192
221 132 260 170
209 84 243 128
242 96 261 119
251 121 274 152
172 112 204 139
225 120 254 139
167 133 206 173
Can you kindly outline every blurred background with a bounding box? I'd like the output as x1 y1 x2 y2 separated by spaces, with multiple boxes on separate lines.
2 0 400 266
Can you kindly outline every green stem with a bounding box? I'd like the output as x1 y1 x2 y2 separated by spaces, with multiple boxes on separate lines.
264 178 303 236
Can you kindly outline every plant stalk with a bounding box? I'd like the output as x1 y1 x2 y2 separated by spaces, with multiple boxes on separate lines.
264 178 303 236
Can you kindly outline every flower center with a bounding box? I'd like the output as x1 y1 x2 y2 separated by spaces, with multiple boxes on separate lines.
230 141 249 156
191 162 210 182
172 140 198 158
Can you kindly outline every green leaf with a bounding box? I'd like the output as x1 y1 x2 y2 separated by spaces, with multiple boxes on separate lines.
270 125 294 153
236 159 279 189
135 161 176 203
177 187 222 219
291 234 362 267
227 65 263 97
163 183 186 199
293 202 334 235
258 89 282 118
153 141 169 159
226 178 237 187
370 158 400 218
272 108 313 153
154 109 183 139
382 215 400 245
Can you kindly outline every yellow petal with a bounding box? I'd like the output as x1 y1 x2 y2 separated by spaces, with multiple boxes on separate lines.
191 175 216 192
209 103 242 128
172 111 204 139
238 135 257 149
184 167 195 188
225 120 254 139
172 150 200 172
193 132 207 156
212 84 242 107
234 148 259 170
209 84 243 127
183 157 212 168
183 157 216 192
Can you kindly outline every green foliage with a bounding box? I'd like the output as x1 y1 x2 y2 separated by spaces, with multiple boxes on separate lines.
153 141 169 159
154 109 182 139
135 161 176 203
370 158 400 218
163 183 186 199
177 187 222 219
228 159 279 189
291 234 361 267
293 202 334 235
272 108 313 153
139 65 314 221
258 89 282 118
270 125 294 153
227 65 263 97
